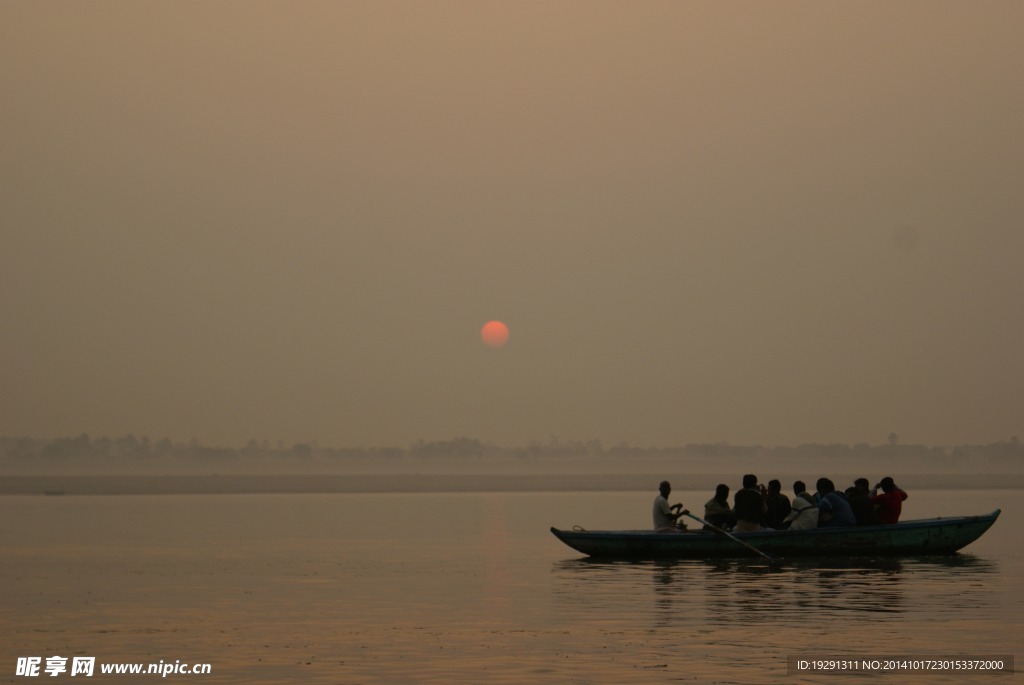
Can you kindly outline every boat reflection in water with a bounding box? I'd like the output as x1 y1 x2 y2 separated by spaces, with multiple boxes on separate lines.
698 558 909 624
551 555 999 630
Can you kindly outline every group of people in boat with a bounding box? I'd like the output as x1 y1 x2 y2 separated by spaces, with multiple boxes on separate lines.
653 475 908 533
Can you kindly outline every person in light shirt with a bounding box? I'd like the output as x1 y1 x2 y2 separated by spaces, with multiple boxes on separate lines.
783 480 819 530
653 481 689 531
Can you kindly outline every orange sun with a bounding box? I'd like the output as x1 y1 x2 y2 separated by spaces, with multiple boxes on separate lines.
480 320 510 348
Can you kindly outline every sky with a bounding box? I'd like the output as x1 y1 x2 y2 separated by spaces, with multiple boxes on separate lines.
1 1 1022 449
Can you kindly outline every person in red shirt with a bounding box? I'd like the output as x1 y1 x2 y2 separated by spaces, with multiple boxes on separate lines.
871 477 908 524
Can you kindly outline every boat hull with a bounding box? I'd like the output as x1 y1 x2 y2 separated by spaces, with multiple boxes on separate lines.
550 510 1000 559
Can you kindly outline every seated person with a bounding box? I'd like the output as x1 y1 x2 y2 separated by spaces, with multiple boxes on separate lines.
816 477 856 527
782 480 818 530
764 479 792 529
653 480 689 531
871 477 908 524
847 478 880 525
733 474 767 532
703 484 736 531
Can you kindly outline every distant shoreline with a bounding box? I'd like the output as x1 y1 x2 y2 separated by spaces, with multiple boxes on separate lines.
2 473 1022 496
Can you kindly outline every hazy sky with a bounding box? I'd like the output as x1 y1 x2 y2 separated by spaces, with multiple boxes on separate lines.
2 2 1021 448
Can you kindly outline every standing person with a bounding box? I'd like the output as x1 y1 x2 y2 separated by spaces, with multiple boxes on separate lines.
871 477 908 524
703 484 736 530
816 478 856 527
783 481 818 530
733 474 766 532
848 478 880 525
764 479 792 529
653 481 688 531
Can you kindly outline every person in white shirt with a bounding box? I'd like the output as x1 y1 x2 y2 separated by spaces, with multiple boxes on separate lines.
782 480 819 530
653 480 689 531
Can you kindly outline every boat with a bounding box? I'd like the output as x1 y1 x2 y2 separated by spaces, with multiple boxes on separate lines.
550 510 1000 559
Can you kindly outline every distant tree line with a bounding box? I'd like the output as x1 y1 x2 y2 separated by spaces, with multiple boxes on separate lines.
1 434 1021 466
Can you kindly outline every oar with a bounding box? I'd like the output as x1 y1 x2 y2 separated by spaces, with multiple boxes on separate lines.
685 513 779 563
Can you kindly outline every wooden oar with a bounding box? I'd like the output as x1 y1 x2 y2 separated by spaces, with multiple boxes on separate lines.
685 513 779 562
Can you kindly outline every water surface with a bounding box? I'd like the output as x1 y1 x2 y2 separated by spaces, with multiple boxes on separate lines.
1 489 1017 683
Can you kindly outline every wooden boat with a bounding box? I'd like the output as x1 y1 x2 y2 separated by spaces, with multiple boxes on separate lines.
550 510 1000 559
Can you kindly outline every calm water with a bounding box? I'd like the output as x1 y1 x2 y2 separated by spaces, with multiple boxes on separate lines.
1 489 1019 684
